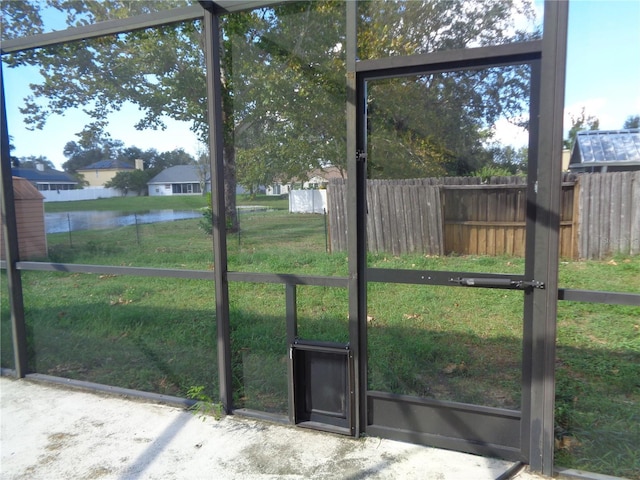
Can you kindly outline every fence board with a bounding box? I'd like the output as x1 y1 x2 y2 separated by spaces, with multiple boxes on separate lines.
328 173 640 259
575 171 640 259
588 174 601 259
327 179 345 252
609 173 621 253
618 173 631 253
409 186 423 254
631 171 640 255
395 187 408 255
578 174 588 258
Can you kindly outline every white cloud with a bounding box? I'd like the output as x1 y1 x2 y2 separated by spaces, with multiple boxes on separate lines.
490 117 529 148
562 97 637 133
564 98 606 127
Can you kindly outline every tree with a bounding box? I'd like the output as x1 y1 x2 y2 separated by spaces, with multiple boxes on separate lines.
104 169 149 196
623 115 640 129
2 0 537 225
563 107 600 150
13 155 56 170
487 145 528 174
358 0 537 177
152 149 196 172
62 128 125 174
194 148 211 196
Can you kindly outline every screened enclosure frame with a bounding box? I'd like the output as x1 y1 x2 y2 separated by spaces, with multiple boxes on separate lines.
2 1 638 477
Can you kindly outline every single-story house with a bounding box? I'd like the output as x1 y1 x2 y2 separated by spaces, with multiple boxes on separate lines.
266 166 345 196
77 159 143 187
568 129 640 173
11 166 78 191
147 165 211 196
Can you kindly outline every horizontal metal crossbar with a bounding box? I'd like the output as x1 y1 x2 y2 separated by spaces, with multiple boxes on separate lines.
14 261 215 280
356 41 543 80
558 288 640 306
227 271 348 287
367 267 525 287
0 5 204 54
3 262 636 306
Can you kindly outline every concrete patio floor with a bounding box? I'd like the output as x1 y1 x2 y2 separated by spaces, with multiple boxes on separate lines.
0 376 546 480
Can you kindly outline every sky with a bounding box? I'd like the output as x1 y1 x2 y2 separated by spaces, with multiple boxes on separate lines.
3 0 640 170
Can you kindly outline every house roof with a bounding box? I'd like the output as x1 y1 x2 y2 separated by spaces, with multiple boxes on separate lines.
147 165 210 184
569 129 640 169
308 166 345 181
79 160 135 170
12 167 77 184
12 177 45 200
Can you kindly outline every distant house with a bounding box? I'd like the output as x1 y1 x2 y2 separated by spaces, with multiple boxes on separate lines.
147 165 211 196
266 166 345 196
11 166 78 192
77 159 142 187
569 129 640 173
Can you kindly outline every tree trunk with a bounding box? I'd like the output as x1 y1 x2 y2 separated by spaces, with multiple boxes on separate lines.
224 142 239 233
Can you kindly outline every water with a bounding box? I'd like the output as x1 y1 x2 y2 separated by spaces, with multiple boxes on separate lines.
45 209 202 234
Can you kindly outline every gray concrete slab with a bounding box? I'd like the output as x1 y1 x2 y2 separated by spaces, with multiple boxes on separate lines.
0 377 546 480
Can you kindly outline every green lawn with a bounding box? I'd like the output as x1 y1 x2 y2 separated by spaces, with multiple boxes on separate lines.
2 198 638 478
42 193 288 213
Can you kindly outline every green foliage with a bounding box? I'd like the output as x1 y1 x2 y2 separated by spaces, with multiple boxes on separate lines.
199 210 213 235
358 0 537 177
12 155 56 170
186 385 223 420
623 114 640 129
472 165 516 182
563 107 600 150
3 0 539 219
104 169 151 196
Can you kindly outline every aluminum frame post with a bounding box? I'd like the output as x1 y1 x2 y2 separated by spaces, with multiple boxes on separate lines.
346 0 366 437
0 65 28 377
526 1 569 475
202 6 233 413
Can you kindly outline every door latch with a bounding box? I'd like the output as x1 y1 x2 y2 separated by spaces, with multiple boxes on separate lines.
449 277 545 290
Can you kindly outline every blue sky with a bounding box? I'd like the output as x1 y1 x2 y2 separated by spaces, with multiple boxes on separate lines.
564 0 640 129
3 0 640 170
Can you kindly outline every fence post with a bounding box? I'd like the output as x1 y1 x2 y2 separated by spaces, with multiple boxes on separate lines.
571 178 580 259
67 213 73 248
285 283 298 424
324 208 328 253
134 213 140 246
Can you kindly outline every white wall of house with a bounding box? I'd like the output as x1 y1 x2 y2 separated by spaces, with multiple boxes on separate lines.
148 182 210 196
268 174 335 196
266 183 291 196
148 183 174 197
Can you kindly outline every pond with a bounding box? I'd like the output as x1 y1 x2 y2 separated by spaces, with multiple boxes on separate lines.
45 209 203 234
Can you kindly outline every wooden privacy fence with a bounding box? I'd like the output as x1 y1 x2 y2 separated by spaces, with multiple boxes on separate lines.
576 171 640 259
327 172 636 260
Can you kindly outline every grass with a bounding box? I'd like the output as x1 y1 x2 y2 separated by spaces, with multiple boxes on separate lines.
2 195 638 478
42 193 289 213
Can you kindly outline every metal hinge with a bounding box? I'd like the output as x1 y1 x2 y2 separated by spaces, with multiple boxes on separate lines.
356 150 367 162
449 277 545 290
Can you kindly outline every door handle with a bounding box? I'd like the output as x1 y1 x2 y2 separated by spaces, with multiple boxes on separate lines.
449 277 545 290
